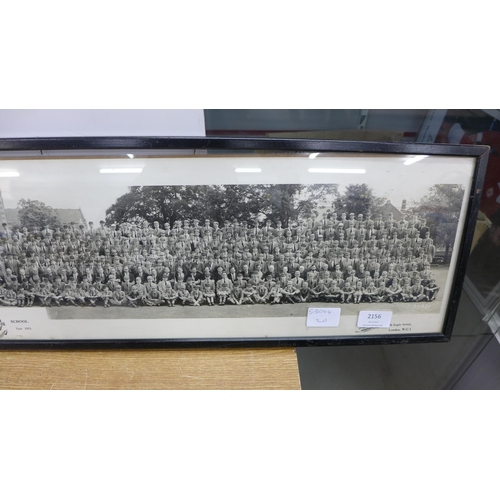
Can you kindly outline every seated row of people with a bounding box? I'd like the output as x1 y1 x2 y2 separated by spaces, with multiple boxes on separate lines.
0 272 440 307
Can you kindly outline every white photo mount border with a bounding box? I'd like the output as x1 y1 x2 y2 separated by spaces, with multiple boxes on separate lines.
0 137 490 348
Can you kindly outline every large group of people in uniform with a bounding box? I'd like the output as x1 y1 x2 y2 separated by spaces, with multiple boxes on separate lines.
0 210 442 308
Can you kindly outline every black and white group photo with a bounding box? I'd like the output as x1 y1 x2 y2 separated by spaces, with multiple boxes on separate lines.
0 178 464 319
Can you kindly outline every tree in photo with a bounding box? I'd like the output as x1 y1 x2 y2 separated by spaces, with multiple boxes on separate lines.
410 184 465 262
297 184 339 221
334 184 386 216
210 185 263 224
256 184 305 226
17 199 61 230
105 183 338 227
105 186 220 227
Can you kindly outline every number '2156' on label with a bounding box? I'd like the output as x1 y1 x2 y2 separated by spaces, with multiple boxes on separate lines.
357 311 392 328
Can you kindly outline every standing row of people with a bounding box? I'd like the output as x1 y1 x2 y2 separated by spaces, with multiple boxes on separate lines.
0 210 443 307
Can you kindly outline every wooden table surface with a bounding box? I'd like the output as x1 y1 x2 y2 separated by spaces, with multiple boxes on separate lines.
0 348 301 390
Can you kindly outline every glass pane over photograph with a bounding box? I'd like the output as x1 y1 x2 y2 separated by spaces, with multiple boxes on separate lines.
0 148 478 343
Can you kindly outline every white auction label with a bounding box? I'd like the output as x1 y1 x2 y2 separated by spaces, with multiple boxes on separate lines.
357 311 393 328
306 308 341 328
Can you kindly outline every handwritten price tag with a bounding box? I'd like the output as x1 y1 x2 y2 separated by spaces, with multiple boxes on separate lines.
307 308 341 328
357 311 392 328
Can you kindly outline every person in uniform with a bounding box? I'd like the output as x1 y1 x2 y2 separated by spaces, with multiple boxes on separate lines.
217 280 231 305
86 285 101 306
0 286 17 306
228 285 244 305
268 282 283 304
23 282 35 307
162 282 178 307
176 283 191 306
190 285 204 306
62 284 79 306
352 281 364 304
410 278 427 302
339 282 353 303
425 278 440 301
363 281 378 303
109 284 129 307
280 281 300 303
201 278 216 306
386 279 402 303
129 277 147 305
296 281 310 303
377 283 391 302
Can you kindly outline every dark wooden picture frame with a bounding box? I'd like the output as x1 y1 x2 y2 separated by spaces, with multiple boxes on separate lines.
0 137 489 348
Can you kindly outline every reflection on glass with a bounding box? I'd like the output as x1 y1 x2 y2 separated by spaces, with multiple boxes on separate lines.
308 168 366 174
99 168 143 174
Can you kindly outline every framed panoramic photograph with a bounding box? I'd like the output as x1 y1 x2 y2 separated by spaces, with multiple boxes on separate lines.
0 137 490 347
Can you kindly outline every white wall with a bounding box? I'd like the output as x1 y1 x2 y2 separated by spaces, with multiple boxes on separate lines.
0 110 205 138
